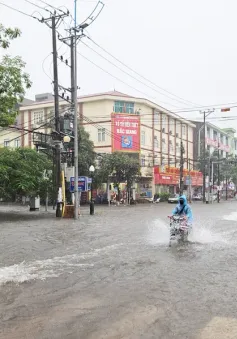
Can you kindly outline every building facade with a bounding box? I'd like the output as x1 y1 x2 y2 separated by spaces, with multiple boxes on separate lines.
18 91 197 196
192 121 237 160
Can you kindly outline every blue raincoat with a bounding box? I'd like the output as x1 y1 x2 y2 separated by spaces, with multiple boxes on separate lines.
172 195 193 223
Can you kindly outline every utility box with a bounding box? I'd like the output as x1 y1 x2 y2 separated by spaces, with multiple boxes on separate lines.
29 196 40 211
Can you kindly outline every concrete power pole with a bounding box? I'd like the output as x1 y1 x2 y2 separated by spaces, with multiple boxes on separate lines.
179 141 185 195
40 11 69 217
200 109 214 203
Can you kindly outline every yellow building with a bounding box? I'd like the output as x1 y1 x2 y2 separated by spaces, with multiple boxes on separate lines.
0 127 21 149
18 90 195 196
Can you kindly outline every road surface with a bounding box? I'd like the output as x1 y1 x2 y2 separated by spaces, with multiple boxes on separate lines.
0 202 237 339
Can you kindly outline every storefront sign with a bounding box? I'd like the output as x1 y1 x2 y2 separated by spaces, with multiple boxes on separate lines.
111 113 140 152
154 166 203 186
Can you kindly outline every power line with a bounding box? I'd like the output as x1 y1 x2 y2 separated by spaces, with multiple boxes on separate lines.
81 39 200 108
77 52 178 108
87 36 200 108
36 0 66 14
0 2 40 19
22 0 52 14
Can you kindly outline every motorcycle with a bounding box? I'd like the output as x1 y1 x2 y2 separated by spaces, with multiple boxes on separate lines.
168 215 190 246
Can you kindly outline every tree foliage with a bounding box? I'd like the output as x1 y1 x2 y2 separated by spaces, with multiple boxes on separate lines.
0 148 52 200
96 152 140 192
0 23 31 127
78 126 96 176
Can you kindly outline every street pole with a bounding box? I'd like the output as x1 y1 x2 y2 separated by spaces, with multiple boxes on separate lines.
226 173 228 201
211 161 214 204
52 15 62 218
217 141 220 203
188 158 192 203
179 140 184 195
73 0 79 220
200 109 214 203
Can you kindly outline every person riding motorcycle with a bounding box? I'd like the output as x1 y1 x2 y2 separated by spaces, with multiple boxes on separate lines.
172 194 193 230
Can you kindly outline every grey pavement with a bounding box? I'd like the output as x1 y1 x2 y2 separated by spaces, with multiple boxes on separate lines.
0 202 237 338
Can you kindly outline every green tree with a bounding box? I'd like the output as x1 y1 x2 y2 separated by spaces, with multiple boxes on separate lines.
96 152 140 201
78 126 96 176
0 23 31 126
0 148 52 201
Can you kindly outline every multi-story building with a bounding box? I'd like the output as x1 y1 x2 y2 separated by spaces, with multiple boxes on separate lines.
192 121 237 160
18 91 198 196
0 98 34 149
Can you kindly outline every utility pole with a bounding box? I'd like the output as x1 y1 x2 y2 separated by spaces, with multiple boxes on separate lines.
40 11 69 217
188 158 192 203
217 140 220 203
200 109 215 203
52 16 62 217
73 0 79 220
179 140 185 195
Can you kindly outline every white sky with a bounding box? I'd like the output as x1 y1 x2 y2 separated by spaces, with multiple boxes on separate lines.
1 0 237 129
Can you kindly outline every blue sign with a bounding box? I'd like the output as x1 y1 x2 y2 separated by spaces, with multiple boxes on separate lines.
70 176 89 193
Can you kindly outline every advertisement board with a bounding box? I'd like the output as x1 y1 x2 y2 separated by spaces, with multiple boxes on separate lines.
70 176 90 193
154 166 203 186
111 113 140 152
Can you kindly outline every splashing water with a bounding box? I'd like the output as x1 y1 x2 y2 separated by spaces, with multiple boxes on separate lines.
146 217 227 246
146 218 170 245
222 212 237 221
0 244 123 285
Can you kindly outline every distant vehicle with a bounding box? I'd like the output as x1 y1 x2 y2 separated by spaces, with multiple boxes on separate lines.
192 194 202 201
168 194 179 204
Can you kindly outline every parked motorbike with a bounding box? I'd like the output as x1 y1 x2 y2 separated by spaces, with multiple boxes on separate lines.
168 215 189 246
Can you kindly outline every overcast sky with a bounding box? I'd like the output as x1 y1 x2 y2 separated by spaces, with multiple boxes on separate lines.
1 0 237 129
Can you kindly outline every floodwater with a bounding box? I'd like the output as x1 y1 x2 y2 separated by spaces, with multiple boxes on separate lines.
1 202 237 338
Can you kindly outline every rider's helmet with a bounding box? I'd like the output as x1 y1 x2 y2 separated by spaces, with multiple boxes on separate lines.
179 197 185 205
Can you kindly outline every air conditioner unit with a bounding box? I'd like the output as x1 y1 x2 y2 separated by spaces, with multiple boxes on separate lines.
169 130 172 135
176 133 179 137
162 128 165 133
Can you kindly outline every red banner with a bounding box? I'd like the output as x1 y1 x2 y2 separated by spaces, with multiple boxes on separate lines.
111 113 140 152
154 166 203 186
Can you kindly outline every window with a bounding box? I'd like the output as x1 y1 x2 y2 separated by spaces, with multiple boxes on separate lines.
176 142 180 153
154 111 159 123
182 124 186 136
162 115 166 132
4 139 9 147
33 110 44 124
14 139 20 148
213 131 218 141
98 128 105 142
162 138 166 152
125 102 134 114
141 131 145 146
169 140 173 152
226 137 229 146
154 136 158 149
141 155 146 167
169 119 174 134
220 135 223 143
114 101 134 114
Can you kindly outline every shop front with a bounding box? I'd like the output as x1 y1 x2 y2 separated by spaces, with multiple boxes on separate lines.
154 166 203 195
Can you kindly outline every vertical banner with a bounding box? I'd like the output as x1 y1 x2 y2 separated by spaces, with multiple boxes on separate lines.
111 113 140 152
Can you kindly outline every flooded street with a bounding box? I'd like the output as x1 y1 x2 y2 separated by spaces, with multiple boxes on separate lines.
1 202 237 338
